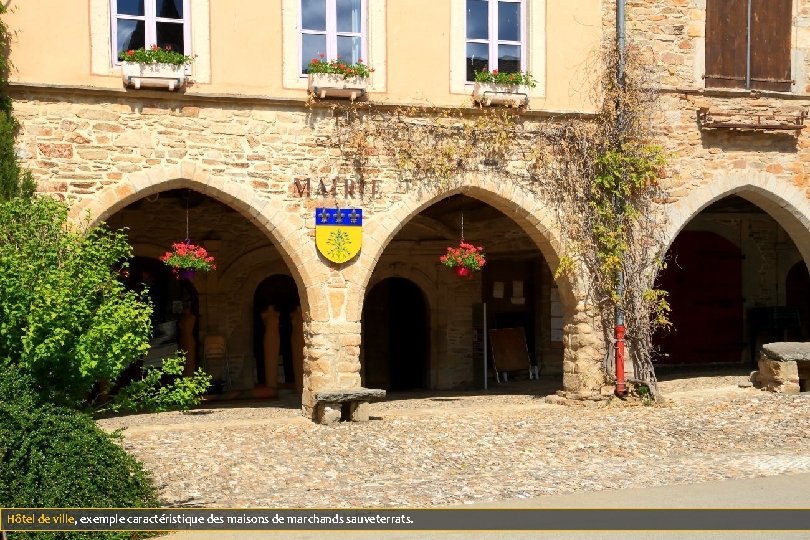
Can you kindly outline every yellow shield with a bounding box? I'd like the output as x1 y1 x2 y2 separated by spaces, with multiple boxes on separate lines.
315 208 363 264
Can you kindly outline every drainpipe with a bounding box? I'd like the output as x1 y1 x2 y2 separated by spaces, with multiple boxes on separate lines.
614 0 628 397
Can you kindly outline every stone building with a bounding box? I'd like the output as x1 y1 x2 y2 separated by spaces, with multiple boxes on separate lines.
6 0 810 420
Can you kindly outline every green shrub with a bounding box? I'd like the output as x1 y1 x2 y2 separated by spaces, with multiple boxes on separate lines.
103 354 212 414
0 197 152 407
0 387 159 540
0 196 209 411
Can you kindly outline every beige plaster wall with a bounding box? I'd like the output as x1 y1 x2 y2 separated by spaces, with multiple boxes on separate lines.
6 0 601 111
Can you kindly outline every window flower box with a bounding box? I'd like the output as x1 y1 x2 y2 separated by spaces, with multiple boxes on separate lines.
122 61 187 91
308 73 369 100
119 46 194 91
306 56 373 100
472 69 536 107
472 82 530 107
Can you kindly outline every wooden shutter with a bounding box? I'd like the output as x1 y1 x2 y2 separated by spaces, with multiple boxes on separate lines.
750 0 792 91
705 0 749 89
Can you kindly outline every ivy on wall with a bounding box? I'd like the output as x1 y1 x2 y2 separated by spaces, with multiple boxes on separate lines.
314 41 670 397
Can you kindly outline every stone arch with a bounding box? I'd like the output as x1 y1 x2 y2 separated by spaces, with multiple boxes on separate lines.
69 161 321 317
366 263 437 311
351 181 576 315
663 172 810 265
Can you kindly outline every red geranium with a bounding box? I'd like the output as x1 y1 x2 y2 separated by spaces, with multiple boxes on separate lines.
439 241 486 271
161 241 216 275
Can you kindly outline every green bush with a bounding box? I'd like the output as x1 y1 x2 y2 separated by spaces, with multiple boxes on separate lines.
103 354 212 414
0 197 152 407
0 383 159 540
0 196 209 411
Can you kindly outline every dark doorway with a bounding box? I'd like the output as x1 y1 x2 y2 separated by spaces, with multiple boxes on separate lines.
786 261 810 340
656 230 744 364
253 275 300 385
121 256 199 377
482 259 538 367
362 278 429 390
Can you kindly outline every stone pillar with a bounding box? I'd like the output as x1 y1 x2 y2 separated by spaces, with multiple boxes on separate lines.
302 319 362 420
562 301 607 395
291 306 305 395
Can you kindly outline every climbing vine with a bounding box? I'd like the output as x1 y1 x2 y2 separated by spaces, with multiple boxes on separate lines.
314 41 669 398
0 4 34 201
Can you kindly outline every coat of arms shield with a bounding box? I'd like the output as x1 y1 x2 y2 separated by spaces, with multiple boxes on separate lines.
315 208 363 264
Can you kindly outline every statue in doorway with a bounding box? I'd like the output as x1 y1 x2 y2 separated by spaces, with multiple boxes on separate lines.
291 306 304 395
178 305 197 377
261 306 280 389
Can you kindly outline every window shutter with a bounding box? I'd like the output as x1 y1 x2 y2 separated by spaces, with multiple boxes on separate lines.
750 0 792 92
705 0 748 89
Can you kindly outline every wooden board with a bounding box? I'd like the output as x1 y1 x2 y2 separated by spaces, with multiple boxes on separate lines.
489 327 531 373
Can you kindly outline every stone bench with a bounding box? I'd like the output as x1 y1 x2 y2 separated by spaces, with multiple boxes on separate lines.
752 342 810 394
313 387 386 425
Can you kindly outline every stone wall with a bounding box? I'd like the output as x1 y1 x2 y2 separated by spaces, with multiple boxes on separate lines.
12 89 599 417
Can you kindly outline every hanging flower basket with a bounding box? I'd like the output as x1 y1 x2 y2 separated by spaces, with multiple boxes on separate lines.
161 241 216 279
439 241 486 277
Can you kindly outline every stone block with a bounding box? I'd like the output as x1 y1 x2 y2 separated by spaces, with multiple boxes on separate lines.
78 108 119 121
38 143 72 158
350 402 371 422
761 342 810 362
756 357 800 395
315 404 341 425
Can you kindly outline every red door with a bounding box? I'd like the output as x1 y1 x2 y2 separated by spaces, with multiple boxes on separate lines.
656 231 744 364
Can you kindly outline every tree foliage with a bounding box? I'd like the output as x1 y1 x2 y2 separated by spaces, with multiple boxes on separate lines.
0 4 35 201
0 196 210 410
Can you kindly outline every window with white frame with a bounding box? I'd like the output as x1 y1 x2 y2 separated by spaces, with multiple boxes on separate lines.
111 0 190 62
300 0 366 74
465 0 525 81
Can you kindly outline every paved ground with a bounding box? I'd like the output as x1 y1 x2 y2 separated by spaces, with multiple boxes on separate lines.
97 367 810 511
164 473 810 540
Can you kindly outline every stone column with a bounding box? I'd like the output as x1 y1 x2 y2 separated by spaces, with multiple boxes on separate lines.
562 301 607 395
302 319 362 421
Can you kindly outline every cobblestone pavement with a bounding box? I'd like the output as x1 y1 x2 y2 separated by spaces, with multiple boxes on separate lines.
97 369 810 508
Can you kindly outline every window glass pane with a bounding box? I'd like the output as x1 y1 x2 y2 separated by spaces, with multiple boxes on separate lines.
336 0 361 33
302 0 326 31
466 0 489 40
302 33 327 72
156 0 183 19
337 35 362 64
498 1 520 41
117 19 145 52
498 44 521 72
466 42 489 81
117 0 144 16
157 22 184 52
